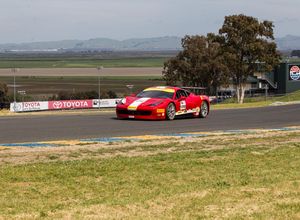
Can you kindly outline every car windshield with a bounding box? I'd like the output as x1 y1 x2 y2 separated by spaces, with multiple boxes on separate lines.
136 90 174 99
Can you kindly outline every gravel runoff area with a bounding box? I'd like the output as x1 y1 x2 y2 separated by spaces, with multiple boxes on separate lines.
0 67 163 76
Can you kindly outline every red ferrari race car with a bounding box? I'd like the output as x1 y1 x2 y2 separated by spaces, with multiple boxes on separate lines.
116 86 210 120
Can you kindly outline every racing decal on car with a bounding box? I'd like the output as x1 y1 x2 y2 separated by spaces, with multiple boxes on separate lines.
144 87 175 93
156 109 165 113
175 108 198 116
127 98 150 111
195 107 200 116
180 100 186 110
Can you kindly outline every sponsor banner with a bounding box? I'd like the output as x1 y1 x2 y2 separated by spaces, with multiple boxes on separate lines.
92 99 121 108
10 99 121 112
289 65 300 81
48 100 93 110
10 101 48 112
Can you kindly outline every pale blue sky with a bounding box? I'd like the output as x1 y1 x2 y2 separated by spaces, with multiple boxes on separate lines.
0 0 299 43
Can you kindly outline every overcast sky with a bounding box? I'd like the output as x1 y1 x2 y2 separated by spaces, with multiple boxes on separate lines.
0 0 299 43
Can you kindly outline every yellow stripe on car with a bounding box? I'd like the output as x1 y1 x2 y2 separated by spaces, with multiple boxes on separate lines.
128 98 150 111
144 87 175 93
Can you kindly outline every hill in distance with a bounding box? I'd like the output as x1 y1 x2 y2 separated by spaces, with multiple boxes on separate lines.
0 35 299 52
0 36 182 52
275 35 300 51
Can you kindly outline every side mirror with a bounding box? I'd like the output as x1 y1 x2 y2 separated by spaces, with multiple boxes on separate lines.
130 93 136 97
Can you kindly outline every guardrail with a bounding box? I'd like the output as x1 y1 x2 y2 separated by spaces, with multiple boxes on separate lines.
10 99 121 112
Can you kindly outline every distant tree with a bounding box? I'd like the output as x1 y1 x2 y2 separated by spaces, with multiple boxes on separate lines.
204 33 230 95
218 14 281 103
50 90 117 100
107 90 117 98
83 91 99 99
100 90 117 99
163 34 229 95
291 50 300 57
57 91 71 100
0 82 9 103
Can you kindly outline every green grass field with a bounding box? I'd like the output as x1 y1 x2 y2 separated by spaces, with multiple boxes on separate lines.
212 90 300 109
223 90 300 103
0 57 167 68
0 131 299 219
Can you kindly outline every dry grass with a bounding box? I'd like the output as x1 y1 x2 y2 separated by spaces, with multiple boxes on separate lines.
0 130 299 219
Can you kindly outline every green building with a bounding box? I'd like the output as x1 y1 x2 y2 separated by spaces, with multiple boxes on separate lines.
220 62 300 96
273 62 300 94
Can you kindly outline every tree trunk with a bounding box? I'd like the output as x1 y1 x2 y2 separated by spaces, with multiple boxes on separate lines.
240 84 245 104
236 84 240 103
237 83 245 104
215 87 218 104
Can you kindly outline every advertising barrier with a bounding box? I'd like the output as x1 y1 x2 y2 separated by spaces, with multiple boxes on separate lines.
10 99 121 112
10 101 49 112
92 99 121 108
48 100 93 110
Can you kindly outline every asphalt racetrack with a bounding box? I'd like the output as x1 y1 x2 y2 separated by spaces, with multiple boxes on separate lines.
0 104 299 144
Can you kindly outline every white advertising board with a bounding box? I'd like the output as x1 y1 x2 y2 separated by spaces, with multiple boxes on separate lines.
10 101 49 112
10 99 121 112
92 99 121 108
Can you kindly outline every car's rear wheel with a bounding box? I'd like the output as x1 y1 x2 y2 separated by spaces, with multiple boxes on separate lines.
166 103 176 120
200 101 208 118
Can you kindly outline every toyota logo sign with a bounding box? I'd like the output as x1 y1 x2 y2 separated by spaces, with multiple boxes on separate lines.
53 101 63 109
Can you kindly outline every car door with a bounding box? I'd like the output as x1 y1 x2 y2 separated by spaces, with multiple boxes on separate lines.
184 90 198 110
175 90 188 112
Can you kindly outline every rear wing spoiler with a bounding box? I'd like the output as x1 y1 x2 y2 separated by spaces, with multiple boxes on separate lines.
181 87 207 95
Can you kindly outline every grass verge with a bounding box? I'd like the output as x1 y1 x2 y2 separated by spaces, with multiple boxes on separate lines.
212 90 300 109
0 131 299 219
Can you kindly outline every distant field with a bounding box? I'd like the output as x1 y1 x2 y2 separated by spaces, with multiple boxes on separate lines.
0 57 167 68
0 75 165 100
0 67 163 77
0 55 166 99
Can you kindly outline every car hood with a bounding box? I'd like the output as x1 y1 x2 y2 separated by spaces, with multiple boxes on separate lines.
123 97 167 109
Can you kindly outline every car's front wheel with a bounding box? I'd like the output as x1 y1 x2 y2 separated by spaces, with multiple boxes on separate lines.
166 103 176 120
200 101 209 118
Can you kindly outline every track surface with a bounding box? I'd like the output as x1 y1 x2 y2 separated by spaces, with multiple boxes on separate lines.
0 104 300 144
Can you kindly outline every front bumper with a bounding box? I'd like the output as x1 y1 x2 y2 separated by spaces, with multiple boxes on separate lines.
116 106 166 120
